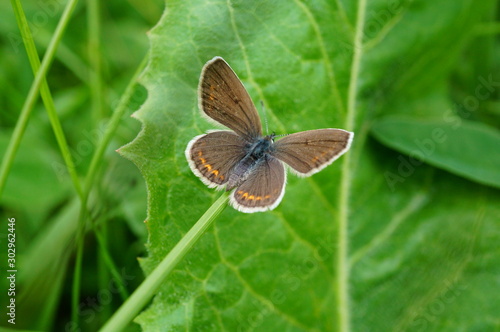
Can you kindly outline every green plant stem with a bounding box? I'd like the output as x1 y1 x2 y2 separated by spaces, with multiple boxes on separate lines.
9 0 83 200
0 0 79 197
97 224 113 319
87 0 104 123
38 28 92 86
337 0 366 331
71 237 84 325
83 54 148 197
95 227 129 300
99 192 230 332
71 53 148 325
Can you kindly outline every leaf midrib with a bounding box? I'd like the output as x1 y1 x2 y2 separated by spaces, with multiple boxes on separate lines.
337 0 368 331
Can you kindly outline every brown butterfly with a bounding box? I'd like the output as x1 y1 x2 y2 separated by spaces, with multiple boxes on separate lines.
186 57 353 213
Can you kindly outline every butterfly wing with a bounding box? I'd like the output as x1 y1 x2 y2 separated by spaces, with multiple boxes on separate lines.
272 129 353 176
230 155 286 213
186 131 247 189
199 57 262 141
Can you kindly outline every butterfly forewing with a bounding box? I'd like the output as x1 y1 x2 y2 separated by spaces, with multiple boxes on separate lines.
199 57 262 141
186 131 248 188
230 156 286 213
272 129 353 176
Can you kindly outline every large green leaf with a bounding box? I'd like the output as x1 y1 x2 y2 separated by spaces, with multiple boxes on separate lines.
120 0 500 330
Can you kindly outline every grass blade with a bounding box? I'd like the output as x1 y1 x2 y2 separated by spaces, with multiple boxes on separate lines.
9 0 83 199
99 192 229 332
0 0 80 197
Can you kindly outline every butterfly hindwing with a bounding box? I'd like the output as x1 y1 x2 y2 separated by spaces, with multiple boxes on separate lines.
186 130 248 189
230 155 286 213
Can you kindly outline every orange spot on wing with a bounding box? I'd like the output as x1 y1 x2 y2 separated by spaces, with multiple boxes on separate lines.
241 192 249 200
219 175 225 180
248 195 255 200
199 157 206 164
264 195 271 200
256 196 262 201
211 169 219 176
237 190 243 195
198 151 203 156
203 164 212 171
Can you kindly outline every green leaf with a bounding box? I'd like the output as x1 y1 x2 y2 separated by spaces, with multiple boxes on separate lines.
371 116 500 189
119 0 500 331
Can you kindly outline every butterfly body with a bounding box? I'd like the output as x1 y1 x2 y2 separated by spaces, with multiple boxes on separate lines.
186 57 353 213
226 135 275 190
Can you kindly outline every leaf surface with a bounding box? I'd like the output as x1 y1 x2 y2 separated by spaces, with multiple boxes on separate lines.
120 0 500 330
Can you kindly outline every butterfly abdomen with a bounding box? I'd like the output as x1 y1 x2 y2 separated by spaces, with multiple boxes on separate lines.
226 155 258 190
225 137 274 190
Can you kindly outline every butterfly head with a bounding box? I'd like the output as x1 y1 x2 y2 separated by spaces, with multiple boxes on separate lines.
246 134 276 160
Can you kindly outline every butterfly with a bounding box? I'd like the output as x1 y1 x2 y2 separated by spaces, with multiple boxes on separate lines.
185 57 353 213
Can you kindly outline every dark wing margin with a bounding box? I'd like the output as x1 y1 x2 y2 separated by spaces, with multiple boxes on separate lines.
272 129 353 177
230 156 286 213
185 131 247 189
198 57 262 140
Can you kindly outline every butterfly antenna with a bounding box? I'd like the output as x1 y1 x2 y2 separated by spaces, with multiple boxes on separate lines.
260 100 269 134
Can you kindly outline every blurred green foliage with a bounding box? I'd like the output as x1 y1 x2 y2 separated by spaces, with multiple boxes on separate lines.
1 0 499 331
1 1 162 331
